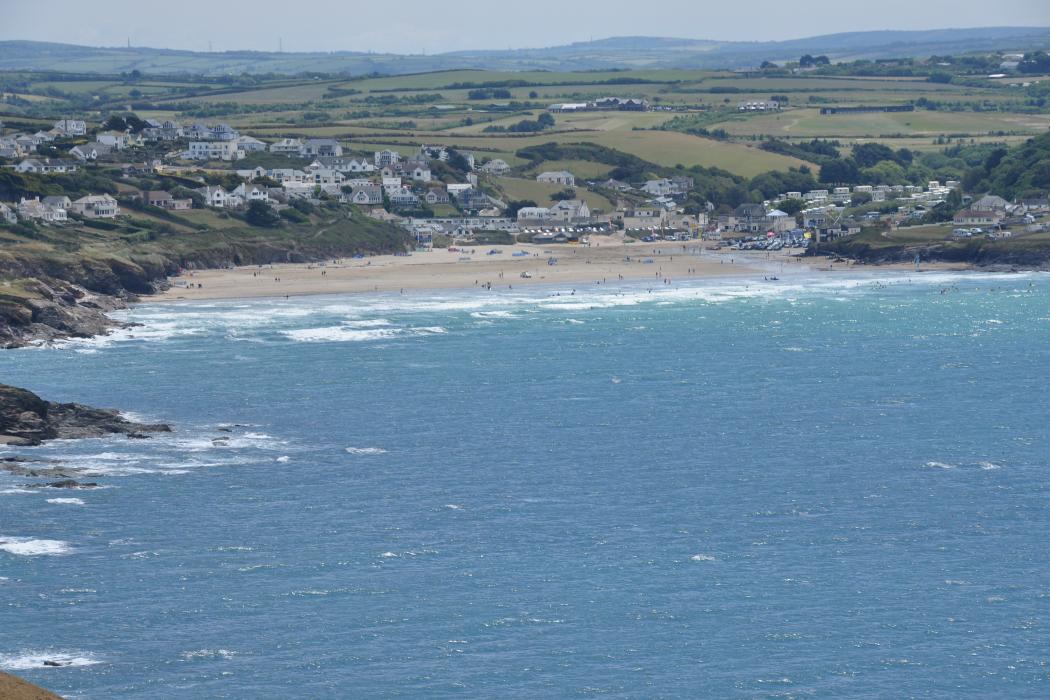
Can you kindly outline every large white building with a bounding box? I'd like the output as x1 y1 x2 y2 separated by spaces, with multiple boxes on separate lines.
186 141 244 161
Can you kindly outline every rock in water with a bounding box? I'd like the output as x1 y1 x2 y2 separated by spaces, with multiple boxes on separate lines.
0 384 170 446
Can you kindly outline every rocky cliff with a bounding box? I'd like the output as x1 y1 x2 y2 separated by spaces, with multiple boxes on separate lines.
0 383 170 446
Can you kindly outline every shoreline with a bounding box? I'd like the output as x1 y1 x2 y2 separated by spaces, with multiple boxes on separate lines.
153 237 972 304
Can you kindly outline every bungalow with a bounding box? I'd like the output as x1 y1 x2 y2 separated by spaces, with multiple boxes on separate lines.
15 158 78 174
517 206 553 222
235 135 267 153
269 138 304 155
447 183 473 197
479 158 510 176
18 197 68 222
236 166 269 180
537 171 575 187
300 138 343 158
71 194 120 219
70 142 114 161
953 210 1003 227
142 190 191 210
267 168 308 184
52 119 87 136
599 178 634 192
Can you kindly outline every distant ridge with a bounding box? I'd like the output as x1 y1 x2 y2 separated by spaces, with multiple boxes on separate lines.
0 27 1047 76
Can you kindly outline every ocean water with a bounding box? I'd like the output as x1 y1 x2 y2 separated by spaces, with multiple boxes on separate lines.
1 270 1048 698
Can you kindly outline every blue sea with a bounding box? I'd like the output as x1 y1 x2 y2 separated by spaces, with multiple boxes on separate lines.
1 270 1048 698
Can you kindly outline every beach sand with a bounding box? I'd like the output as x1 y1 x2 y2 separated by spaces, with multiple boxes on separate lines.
159 235 776 302
155 234 969 303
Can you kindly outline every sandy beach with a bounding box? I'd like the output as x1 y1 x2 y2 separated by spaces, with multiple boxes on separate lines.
158 236 775 302
156 234 970 302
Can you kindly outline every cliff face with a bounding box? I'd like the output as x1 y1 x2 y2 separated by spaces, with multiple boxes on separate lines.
808 238 1050 270
0 220 413 347
0 383 170 446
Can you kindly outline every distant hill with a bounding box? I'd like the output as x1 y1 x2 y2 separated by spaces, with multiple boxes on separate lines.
0 27 1048 76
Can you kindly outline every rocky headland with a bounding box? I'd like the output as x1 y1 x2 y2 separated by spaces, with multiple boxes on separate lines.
0 383 170 447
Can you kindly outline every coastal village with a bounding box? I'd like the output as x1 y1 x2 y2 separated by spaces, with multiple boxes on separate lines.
2 109 1049 253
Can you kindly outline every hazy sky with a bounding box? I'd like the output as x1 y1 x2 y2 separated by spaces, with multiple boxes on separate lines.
2 0 1048 54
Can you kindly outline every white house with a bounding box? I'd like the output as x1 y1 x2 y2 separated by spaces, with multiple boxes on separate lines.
641 179 676 196
537 171 575 187
70 142 114 161
269 138 304 155
95 131 133 150
548 199 590 222
235 135 267 153
374 150 401 167
52 119 87 136
233 183 270 204
71 194 120 219
300 139 343 158
517 206 553 221
0 202 16 224
389 188 421 208
186 141 243 161
197 185 230 208
15 158 78 174
479 158 510 176
313 156 375 173
350 185 383 206
18 197 68 222
407 163 432 182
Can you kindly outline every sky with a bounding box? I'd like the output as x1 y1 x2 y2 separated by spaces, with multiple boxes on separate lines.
2 0 1048 55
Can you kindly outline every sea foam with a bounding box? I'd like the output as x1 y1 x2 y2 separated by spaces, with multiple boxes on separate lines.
0 651 102 670
0 537 72 556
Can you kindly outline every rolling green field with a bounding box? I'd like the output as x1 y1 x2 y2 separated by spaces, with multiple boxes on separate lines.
490 177 616 213
709 108 1050 139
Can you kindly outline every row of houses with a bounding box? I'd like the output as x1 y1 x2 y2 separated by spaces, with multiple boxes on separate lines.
1 194 121 223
